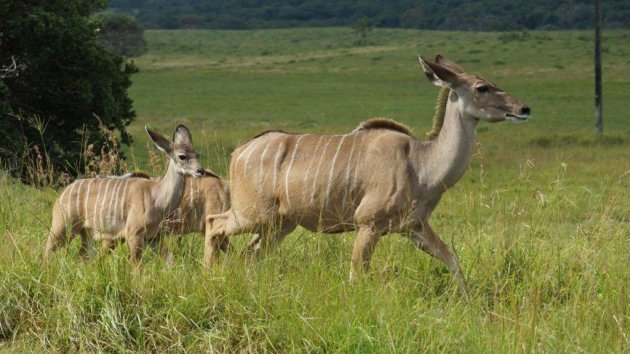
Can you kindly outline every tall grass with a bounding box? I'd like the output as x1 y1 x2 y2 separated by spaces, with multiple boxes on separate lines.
1 28 629 352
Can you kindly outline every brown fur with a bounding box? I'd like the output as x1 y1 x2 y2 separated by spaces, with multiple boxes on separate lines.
353 118 412 136
127 171 151 179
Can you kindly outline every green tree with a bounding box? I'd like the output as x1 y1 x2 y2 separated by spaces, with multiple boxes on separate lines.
97 12 148 58
353 16 372 46
0 0 137 184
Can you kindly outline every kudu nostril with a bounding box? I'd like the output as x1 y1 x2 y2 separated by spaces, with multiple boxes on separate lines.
520 105 531 116
197 168 204 175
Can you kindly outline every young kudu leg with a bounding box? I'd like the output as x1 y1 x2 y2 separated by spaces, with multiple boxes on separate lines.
79 230 97 259
125 222 151 265
412 223 468 297
44 219 73 260
350 225 381 281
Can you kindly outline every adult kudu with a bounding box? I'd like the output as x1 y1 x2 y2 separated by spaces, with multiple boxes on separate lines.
204 55 531 295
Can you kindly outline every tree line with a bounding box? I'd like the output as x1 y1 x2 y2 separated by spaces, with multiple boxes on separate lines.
107 0 629 30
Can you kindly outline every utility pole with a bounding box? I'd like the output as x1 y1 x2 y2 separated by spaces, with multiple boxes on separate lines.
595 0 603 135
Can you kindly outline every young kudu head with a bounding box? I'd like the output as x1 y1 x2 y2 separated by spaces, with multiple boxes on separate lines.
146 124 204 178
419 55 531 123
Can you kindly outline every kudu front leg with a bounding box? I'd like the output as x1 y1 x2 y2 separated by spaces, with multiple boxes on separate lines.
126 234 144 267
350 226 381 281
412 223 468 297
125 223 150 266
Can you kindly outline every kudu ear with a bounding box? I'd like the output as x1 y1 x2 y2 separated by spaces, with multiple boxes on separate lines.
145 126 172 154
173 124 193 146
435 54 465 74
419 56 459 88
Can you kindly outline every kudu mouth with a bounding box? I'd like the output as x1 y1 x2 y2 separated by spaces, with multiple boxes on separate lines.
505 104 531 122
505 113 530 122
191 169 205 178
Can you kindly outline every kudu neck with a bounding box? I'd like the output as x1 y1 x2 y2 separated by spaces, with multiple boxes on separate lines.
425 91 478 189
153 159 185 214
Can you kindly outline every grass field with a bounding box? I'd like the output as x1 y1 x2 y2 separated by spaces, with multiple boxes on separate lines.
1 28 629 352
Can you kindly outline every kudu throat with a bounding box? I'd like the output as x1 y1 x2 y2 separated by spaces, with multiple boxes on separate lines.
152 160 186 214
423 90 478 189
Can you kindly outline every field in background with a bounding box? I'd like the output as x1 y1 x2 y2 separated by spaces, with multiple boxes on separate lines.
1 28 629 352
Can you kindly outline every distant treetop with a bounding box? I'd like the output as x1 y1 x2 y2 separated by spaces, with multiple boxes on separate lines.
107 0 629 30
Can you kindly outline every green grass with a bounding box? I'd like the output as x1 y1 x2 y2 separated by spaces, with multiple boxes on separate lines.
2 28 629 352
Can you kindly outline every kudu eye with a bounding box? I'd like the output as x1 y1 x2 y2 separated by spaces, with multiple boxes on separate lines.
476 85 489 93
178 155 187 161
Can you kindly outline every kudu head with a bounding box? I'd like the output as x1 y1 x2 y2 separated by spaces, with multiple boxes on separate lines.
145 124 204 177
419 55 531 123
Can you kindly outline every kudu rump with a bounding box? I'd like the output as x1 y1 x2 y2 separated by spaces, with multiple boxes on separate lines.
45 125 203 263
205 55 530 295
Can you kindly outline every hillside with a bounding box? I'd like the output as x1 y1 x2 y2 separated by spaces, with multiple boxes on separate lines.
107 0 630 30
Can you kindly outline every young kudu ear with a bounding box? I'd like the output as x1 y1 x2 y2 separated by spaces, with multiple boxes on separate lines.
173 124 193 146
419 56 459 88
146 126 173 154
435 54 465 74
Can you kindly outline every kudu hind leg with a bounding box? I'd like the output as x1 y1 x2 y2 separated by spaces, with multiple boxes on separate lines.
204 212 246 267
249 224 295 256
412 224 468 297
148 235 175 265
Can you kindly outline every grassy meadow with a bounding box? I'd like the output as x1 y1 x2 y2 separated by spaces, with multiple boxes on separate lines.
1 28 629 352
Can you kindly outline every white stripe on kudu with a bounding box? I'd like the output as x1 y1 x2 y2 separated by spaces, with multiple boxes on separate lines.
93 179 105 229
99 178 114 230
325 135 347 203
311 137 333 203
109 179 122 229
341 134 358 206
303 136 323 184
59 180 76 219
284 134 306 209
57 180 74 215
118 179 129 228
351 134 364 188
75 179 85 222
234 138 258 169
83 179 95 225
243 139 263 177
272 142 284 191
258 141 272 184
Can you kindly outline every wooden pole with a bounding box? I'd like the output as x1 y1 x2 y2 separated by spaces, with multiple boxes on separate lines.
595 0 603 135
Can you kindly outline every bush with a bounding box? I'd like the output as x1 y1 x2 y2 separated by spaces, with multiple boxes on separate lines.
0 0 137 185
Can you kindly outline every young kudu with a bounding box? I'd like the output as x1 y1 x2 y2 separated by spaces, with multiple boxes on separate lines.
44 125 204 263
100 171 232 258
204 55 531 295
